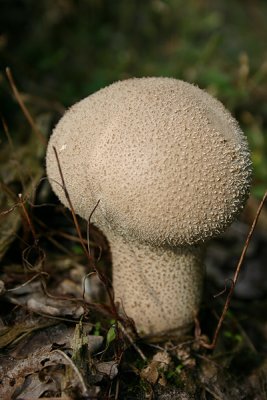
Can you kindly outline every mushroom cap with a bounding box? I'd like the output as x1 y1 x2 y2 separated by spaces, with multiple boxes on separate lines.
46 77 252 247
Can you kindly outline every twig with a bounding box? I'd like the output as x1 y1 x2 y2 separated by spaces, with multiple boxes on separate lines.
0 203 19 216
204 386 224 400
6 272 49 292
36 214 91 246
5 67 47 145
118 321 147 362
1 117 30 192
52 147 91 260
45 235 77 256
213 279 234 298
17 193 47 271
22 244 46 271
1 115 14 149
201 190 267 349
87 199 100 257
53 349 89 396
48 230 89 245
82 271 95 299
18 193 37 242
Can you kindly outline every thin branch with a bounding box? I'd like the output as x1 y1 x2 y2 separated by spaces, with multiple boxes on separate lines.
82 271 95 300
6 272 49 292
22 244 46 271
201 190 267 349
0 203 19 217
87 199 100 257
45 235 77 256
1 115 14 150
52 349 89 396
18 193 37 242
213 279 234 298
52 147 90 260
118 321 147 362
5 67 47 145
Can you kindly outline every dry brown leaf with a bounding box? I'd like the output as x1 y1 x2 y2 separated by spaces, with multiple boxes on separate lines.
27 297 84 318
4 284 85 319
95 360 119 380
141 351 171 385
0 345 67 399
0 319 55 349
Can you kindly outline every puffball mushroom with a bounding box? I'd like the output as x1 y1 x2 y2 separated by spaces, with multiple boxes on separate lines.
46 77 252 339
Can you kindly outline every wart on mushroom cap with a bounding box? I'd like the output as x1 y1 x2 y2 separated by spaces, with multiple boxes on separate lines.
46 77 252 338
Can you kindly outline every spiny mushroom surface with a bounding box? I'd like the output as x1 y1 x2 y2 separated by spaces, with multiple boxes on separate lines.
46 77 252 339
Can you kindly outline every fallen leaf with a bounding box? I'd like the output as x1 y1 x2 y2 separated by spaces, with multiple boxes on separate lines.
95 361 119 380
141 351 171 385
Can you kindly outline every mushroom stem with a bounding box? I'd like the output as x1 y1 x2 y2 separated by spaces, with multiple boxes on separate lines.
106 233 205 339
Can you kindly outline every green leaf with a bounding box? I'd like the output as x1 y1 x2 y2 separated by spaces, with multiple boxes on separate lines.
106 325 116 348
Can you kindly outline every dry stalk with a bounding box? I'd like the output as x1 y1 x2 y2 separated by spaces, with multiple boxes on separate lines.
200 190 267 349
6 67 47 145
18 193 37 241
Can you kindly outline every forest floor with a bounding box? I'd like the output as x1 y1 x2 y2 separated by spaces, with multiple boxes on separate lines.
0 99 267 399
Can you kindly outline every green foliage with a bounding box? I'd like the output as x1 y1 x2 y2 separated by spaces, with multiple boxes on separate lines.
223 330 243 345
71 244 84 255
164 364 184 387
93 321 101 336
106 322 116 348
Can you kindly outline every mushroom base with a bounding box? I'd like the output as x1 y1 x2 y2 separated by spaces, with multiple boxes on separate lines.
107 233 205 339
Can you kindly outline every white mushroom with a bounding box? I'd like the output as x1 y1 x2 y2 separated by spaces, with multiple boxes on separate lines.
46 77 252 339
